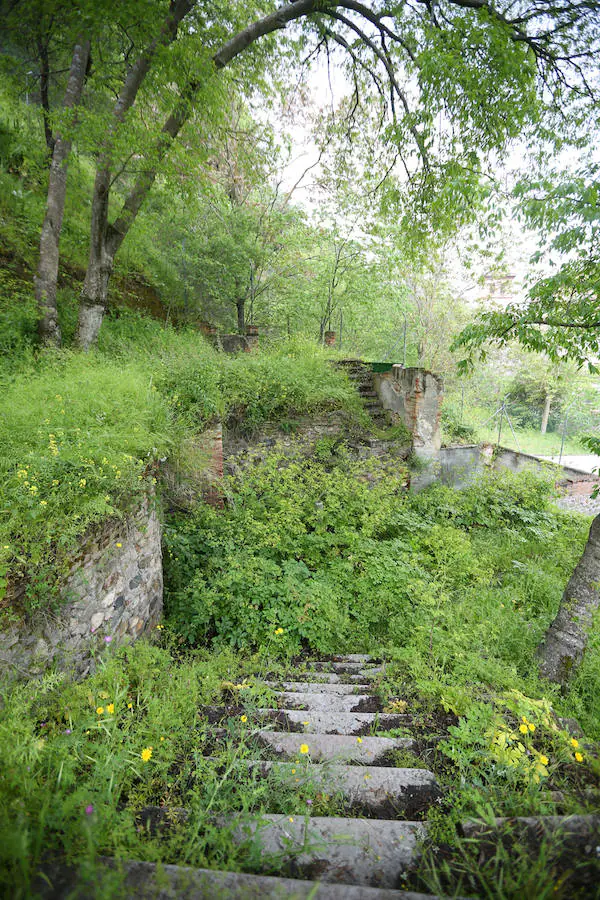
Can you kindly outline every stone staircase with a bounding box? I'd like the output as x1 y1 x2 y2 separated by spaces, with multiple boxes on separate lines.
41 654 600 898
191 654 440 896
336 359 390 429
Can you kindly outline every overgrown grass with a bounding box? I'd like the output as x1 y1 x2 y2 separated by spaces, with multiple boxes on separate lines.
0 315 362 617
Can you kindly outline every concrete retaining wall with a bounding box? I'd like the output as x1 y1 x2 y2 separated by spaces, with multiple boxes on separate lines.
439 444 600 514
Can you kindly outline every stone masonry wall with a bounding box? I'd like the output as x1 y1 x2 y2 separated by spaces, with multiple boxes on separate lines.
0 500 162 681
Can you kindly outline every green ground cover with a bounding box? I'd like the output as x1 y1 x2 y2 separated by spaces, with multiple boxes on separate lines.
1 457 598 899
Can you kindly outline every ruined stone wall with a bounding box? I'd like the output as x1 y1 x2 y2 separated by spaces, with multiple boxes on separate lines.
0 500 162 681
374 367 443 457
222 412 409 476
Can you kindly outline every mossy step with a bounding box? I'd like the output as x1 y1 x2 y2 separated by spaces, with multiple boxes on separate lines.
330 654 380 663
202 707 410 735
255 731 417 765
36 858 442 899
231 815 425 888
291 672 370 685
264 681 372 695
304 662 384 676
236 760 440 818
274 691 380 713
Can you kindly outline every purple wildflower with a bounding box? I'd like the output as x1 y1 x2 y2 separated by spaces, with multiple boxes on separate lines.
85 805 94 816
64 729 72 735
104 635 112 644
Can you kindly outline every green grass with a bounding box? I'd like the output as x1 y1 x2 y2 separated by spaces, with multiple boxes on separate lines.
477 423 587 458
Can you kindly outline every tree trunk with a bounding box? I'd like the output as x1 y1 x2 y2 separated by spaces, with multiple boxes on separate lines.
537 513 600 684
38 35 55 159
76 241 116 350
541 392 551 434
36 39 90 346
75 0 320 348
236 298 245 334
76 92 195 349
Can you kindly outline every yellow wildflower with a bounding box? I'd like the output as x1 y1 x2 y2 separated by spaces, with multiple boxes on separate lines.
300 744 309 754
79 479 86 487
106 703 115 715
291 769 296 774
539 755 549 766
288 817 294 822
575 752 584 763
29 485 38 494
116 542 122 548
40 500 47 507
570 738 579 749
141 747 152 762
127 703 133 710
519 724 529 735
96 706 104 715
356 737 363 744
274 627 284 635
528 723 535 733
240 715 248 723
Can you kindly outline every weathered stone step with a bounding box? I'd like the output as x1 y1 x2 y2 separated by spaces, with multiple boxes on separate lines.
255 731 417 764
203 707 410 735
237 760 440 818
37 858 440 899
331 654 379 663
293 672 370 684
305 661 384 676
276 691 379 713
265 680 372 695
260 709 408 734
232 815 425 888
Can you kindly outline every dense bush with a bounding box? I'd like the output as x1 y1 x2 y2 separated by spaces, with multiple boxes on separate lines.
164 459 588 705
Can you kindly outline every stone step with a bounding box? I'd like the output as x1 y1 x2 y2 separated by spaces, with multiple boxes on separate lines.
305 662 384 676
255 731 417 764
293 672 371 685
275 691 379 713
331 654 379 663
259 709 409 734
265 681 372 695
238 760 440 818
203 707 410 735
232 815 425 888
37 858 440 899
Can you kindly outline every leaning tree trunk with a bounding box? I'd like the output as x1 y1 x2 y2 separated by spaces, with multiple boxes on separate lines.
75 0 322 348
36 39 90 346
537 513 600 684
540 392 552 434
76 96 195 349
